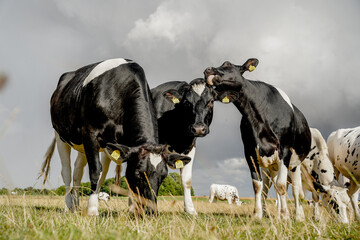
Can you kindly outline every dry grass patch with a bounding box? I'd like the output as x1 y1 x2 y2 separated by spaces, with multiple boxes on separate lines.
1 195 359 239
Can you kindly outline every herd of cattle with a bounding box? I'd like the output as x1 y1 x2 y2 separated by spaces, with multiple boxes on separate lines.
39 58 360 223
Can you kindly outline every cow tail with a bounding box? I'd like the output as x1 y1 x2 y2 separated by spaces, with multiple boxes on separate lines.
39 137 56 185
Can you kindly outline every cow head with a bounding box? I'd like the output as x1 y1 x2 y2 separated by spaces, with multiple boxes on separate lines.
105 143 191 214
203 59 259 102
313 182 351 223
162 78 215 137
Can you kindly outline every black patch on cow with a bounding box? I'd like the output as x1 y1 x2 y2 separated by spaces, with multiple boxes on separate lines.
345 182 350 189
321 169 327 173
329 199 340 214
344 130 353 138
352 160 358 166
352 148 356 156
290 166 297 172
310 146 316 151
345 157 348 163
310 153 316 160
357 134 360 139
311 170 319 183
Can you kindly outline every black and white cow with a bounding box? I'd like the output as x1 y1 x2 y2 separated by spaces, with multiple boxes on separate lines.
151 78 214 214
327 126 360 221
263 128 351 223
209 184 242 205
204 59 311 220
41 58 190 216
110 78 215 215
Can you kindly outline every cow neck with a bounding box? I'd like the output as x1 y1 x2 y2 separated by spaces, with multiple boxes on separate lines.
232 78 268 128
165 135 195 155
123 83 159 147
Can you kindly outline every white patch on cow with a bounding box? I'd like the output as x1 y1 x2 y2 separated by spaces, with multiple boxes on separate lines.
83 58 130 86
150 153 162 168
256 146 279 169
98 192 110 202
192 83 206 96
87 193 99 216
275 87 294 111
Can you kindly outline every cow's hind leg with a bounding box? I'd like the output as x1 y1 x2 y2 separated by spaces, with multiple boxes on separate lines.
291 165 305 221
276 160 290 220
55 132 73 212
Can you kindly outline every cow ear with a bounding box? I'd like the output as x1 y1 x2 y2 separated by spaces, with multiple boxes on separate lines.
242 58 259 73
313 181 329 194
105 143 131 161
163 89 182 104
166 154 191 169
216 91 238 103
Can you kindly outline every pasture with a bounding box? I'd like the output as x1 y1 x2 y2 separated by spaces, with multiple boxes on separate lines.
1 195 359 239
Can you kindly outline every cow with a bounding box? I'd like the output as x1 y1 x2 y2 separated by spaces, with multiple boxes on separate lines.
327 126 360 221
262 128 351 223
98 192 110 203
209 184 242 205
204 59 311 221
40 58 191 216
150 78 215 215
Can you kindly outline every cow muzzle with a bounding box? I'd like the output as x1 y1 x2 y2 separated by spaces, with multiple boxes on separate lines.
191 123 208 137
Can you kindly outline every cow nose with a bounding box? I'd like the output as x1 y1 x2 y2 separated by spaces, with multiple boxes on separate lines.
192 124 207 136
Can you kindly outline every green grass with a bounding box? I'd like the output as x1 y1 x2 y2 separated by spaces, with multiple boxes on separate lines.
1 195 359 239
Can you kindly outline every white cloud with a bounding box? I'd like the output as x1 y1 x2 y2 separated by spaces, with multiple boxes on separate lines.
215 157 249 183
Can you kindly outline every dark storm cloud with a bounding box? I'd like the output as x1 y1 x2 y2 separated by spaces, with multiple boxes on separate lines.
0 0 359 196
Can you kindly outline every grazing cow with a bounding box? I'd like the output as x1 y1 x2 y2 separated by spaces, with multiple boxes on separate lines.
41 58 190 216
150 78 215 215
209 184 242 205
263 128 351 223
327 126 360 221
204 59 311 220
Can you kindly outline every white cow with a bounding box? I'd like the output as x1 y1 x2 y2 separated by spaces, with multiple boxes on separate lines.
209 184 242 205
327 126 360 221
263 128 351 223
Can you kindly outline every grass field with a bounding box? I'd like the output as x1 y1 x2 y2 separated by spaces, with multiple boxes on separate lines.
1 194 359 240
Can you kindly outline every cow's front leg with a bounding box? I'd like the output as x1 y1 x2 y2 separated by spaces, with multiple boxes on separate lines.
291 166 305 221
72 152 87 210
83 136 102 216
348 180 360 221
248 156 263 219
180 148 197 215
276 160 289 219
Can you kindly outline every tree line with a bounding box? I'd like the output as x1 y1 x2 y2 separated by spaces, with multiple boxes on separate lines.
0 172 194 196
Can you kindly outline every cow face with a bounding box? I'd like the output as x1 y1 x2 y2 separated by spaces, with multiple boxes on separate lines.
105 143 191 214
163 78 215 137
314 182 351 223
203 58 259 90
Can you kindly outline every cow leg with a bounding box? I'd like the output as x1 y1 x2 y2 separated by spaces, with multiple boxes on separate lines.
247 155 263 219
72 152 87 210
291 166 305 221
83 136 102 216
96 153 111 192
55 132 73 212
312 192 320 221
276 160 289 219
209 192 214 203
227 195 232 205
348 180 360 221
261 168 271 215
180 147 196 215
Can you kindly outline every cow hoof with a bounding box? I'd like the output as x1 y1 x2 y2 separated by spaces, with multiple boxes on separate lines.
87 207 99 216
254 212 262 220
185 208 197 216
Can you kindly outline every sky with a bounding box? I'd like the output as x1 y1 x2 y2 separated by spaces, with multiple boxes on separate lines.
0 0 360 198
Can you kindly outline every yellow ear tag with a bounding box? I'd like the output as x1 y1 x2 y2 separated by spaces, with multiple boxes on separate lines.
172 97 180 104
111 150 121 160
222 96 230 103
248 65 256 72
175 160 184 169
